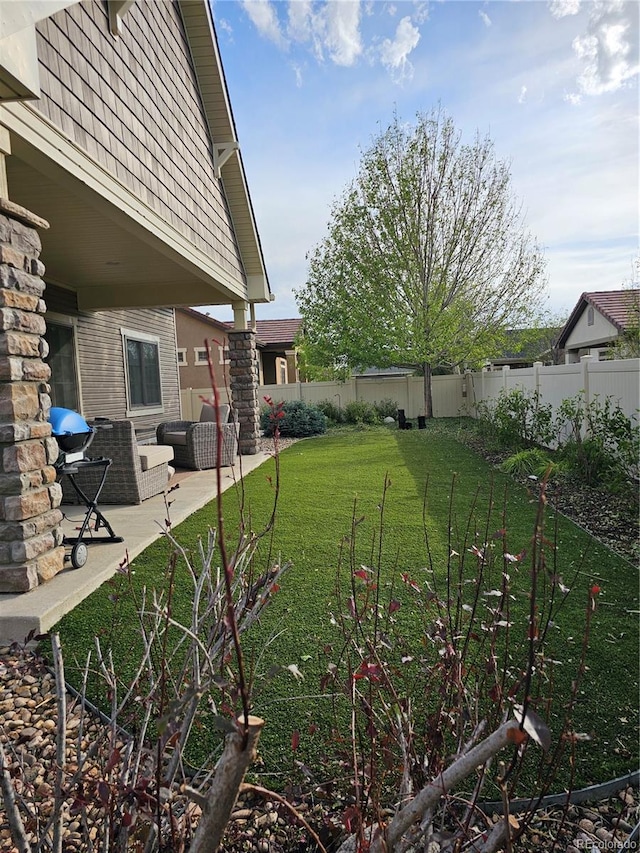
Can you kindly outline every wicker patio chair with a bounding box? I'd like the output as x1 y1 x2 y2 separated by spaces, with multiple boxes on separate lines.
60 419 174 505
156 404 239 470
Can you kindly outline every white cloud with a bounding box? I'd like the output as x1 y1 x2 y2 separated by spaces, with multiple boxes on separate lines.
287 1 362 67
412 2 430 26
549 0 581 19
217 17 233 38
291 62 304 88
242 0 287 48
379 15 420 80
479 10 492 28
518 85 527 103
324 1 363 66
570 1 639 96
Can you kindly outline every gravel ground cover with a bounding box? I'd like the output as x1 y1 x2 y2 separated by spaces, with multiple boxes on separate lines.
0 641 637 852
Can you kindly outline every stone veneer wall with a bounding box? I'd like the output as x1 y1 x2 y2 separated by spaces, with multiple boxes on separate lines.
228 329 259 456
0 201 65 592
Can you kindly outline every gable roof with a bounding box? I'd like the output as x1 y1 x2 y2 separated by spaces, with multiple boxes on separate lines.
557 290 637 348
177 306 230 333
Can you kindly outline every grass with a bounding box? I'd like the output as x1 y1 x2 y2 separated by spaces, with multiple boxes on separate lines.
54 422 639 794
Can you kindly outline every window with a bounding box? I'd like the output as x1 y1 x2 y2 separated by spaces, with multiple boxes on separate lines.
45 318 80 411
177 348 187 366
122 329 162 412
587 306 594 326
218 345 230 365
194 347 209 364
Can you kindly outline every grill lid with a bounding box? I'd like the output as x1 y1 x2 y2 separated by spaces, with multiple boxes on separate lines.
49 407 92 438
49 407 94 455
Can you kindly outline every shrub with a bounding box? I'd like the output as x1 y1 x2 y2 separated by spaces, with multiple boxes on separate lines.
476 388 554 448
501 447 560 479
344 400 380 425
373 398 399 419
260 399 327 437
556 394 640 493
316 398 346 424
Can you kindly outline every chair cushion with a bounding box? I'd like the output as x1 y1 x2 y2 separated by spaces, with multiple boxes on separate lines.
162 430 187 446
200 403 230 423
138 444 174 471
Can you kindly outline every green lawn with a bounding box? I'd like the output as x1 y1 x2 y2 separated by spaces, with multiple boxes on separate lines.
54 423 639 794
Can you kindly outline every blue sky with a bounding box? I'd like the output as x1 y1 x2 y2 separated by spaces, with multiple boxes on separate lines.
208 0 639 323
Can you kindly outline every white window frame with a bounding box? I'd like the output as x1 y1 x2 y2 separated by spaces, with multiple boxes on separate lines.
194 346 209 364
121 328 164 417
177 348 187 366
218 345 230 365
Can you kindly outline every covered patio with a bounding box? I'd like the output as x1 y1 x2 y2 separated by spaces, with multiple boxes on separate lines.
0 449 274 645
0 0 271 594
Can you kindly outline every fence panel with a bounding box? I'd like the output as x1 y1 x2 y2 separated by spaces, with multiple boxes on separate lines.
467 357 639 426
588 360 640 420
180 358 639 426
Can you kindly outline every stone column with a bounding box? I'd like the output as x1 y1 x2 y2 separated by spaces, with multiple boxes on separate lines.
0 199 65 592
228 329 260 456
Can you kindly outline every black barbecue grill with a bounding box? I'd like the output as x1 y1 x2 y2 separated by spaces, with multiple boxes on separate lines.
49 407 123 568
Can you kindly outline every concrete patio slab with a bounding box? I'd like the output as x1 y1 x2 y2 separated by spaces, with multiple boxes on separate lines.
0 452 273 645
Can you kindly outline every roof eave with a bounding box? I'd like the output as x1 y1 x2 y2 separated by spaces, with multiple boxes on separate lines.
179 0 271 305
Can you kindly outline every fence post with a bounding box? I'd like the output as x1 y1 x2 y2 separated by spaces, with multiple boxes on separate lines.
580 354 594 409
502 365 510 393
533 361 542 397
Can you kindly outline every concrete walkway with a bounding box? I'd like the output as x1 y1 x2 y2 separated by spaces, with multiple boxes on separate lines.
0 452 273 645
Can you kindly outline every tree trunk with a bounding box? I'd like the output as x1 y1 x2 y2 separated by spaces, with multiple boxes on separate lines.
189 716 264 853
422 362 433 418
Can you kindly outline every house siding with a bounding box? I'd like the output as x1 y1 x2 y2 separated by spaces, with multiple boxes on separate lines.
34 0 245 282
45 284 181 434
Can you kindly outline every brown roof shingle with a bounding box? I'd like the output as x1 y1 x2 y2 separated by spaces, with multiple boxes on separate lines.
254 319 302 346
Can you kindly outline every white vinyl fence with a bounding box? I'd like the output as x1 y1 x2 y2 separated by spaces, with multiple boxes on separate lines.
181 355 639 425
466 356 640 424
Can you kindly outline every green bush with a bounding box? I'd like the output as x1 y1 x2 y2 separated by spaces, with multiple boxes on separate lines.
373 398 399 420
344 400 380 425
260 399 327 437
316 398 346 424
556 395 639 493
476 389 554 449
501 447 561 479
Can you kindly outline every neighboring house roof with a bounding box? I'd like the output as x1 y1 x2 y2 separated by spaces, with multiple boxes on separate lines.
354 367 415 377
487 327 561 366
253 319 302 347
556 290 637 349
177 307 231 334
221 317 302 348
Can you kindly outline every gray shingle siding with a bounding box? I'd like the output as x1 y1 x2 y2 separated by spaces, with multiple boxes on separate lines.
34 0 245 281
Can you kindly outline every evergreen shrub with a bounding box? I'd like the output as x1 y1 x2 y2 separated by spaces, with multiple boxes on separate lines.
260 399 327 437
